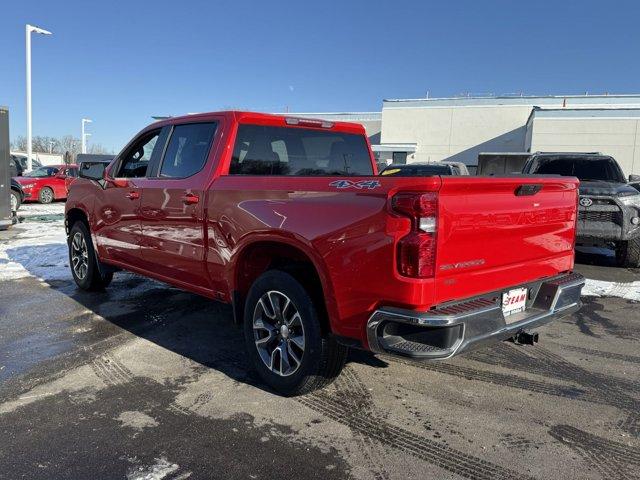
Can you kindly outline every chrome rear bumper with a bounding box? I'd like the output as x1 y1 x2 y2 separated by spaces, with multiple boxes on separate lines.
366 272 585 359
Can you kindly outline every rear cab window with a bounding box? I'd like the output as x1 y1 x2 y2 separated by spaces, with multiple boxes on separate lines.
229 124 373 176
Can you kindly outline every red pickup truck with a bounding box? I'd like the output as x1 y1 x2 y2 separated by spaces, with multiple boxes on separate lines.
65 111 585 395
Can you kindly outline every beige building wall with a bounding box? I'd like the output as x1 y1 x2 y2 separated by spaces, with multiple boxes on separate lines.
381 105 533 164
528 117 640 176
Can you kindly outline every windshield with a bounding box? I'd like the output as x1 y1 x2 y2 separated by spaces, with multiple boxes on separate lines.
24 167 59 178
381 164 451 176
531 157 625 182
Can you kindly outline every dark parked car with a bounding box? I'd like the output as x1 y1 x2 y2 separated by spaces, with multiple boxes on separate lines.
10 178 25 212
522 152 640 267
9 154 42 177
380 161 469 176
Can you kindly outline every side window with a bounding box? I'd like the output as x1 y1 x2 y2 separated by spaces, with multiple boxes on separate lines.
69 167 78 177
117 130 161 178
159 123 217 178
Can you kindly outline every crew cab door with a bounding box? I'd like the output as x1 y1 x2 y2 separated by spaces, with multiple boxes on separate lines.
138 121 220 291
93 129 163 266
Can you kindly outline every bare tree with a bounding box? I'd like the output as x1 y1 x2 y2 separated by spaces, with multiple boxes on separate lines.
11 134 113 163
88 143 110 154
10 136 27 151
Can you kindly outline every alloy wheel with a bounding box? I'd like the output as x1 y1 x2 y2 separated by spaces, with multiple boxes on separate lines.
41 189 53 203
252 290 305 377
71 232 89 280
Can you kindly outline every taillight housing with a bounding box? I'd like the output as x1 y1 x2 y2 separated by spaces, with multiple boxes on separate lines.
392 192 438 278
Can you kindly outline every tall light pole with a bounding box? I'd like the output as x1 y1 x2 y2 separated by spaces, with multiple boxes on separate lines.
25 24 52 172
81 118 92 154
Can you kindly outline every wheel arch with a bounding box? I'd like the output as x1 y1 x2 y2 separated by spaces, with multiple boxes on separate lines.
231 235 337 334
66 207 90 233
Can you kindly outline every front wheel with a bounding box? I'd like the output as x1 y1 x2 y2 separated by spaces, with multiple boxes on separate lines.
68 222 113 290
243 270 347 396
616 239 640 268
39 187 54 204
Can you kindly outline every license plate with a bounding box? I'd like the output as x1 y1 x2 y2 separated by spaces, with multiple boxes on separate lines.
502 287 528 319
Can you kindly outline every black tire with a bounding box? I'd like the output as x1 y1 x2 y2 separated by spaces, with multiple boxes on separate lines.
243 270 347 396
10 190 21 211
68 222 113 290
616 239 640 268
39 187 54 204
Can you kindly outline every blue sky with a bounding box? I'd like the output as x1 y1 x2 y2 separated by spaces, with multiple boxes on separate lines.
2 0 639 152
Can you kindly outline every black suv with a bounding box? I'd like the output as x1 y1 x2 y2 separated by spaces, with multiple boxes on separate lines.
523 152 640 267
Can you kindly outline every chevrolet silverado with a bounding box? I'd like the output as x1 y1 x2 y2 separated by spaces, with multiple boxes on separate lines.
66 111 585 395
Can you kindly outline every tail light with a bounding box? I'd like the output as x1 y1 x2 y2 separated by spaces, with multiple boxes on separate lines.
392 192 438 278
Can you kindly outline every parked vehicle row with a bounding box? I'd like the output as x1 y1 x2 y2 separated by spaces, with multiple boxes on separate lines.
11 164 78 205
65 111 585 395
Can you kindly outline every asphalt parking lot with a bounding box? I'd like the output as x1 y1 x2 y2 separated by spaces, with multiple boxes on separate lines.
0 203 639 480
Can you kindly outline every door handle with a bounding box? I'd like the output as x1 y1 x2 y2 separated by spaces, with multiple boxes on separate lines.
181 193 199 205
125 191 140 200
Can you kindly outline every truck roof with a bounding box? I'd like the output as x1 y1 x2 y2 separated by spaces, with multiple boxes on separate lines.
149 111 367 135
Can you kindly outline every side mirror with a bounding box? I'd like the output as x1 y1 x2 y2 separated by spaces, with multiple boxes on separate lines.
629 174 640 182
79 162 106 181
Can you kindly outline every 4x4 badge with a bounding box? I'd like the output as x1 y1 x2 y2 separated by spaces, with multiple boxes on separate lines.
579 197 593 207
329 180 381 190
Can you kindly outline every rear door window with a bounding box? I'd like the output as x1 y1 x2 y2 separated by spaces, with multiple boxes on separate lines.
229 124 373 176
159 123 217 178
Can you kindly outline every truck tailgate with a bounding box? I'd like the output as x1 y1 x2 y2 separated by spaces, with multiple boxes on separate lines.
434 177 578 304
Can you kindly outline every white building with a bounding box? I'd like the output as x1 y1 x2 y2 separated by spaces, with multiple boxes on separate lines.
291 94 640 175
380 94 640 175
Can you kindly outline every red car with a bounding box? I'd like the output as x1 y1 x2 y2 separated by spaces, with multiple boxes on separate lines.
15 164 79 203
65 111 585 395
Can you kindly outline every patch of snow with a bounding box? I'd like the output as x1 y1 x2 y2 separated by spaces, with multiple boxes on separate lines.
126 457 180 480
117 411 159 431
582 279 640 301
0 219 68 281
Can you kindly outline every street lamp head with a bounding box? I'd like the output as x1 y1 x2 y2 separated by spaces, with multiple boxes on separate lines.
82 118 93 123
28 25 53 35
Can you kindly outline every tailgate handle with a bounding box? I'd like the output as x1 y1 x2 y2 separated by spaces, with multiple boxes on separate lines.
515 184 542 196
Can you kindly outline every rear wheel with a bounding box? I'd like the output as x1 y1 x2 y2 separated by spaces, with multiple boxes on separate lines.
68 222 113 290
39 187 54 204
243 270 347 396
615 239 640 268
10 190 20 211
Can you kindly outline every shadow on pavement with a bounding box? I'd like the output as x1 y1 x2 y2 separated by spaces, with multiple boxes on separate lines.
5 243 388 397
